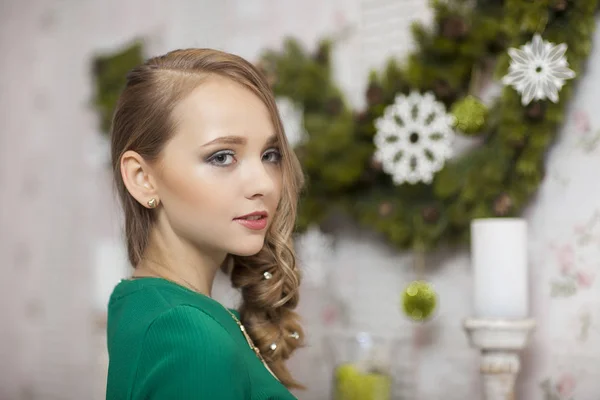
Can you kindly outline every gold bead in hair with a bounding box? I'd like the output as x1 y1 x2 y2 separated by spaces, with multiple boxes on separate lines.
269 343 277 351
147 198 158 209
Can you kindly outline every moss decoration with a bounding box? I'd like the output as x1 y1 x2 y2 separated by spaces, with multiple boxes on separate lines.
401 280 438 321
259 0 598 252
451 95 488 135
92 41 144 134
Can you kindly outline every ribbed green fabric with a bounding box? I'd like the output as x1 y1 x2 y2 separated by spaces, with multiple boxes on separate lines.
106 277 297 400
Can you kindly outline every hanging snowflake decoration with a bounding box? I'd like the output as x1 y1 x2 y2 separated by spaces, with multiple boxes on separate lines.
374 91 455 185
276 97 307 147
502 34 576 106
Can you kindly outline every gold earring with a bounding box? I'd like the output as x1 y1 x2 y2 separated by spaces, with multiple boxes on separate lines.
147 198 158 209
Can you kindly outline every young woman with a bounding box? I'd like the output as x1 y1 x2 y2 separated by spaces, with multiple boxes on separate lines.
105 48 305 399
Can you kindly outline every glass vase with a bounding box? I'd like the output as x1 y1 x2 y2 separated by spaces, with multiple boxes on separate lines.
323 331 407 400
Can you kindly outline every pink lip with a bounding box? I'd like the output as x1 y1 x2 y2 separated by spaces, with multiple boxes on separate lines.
234 211 268 231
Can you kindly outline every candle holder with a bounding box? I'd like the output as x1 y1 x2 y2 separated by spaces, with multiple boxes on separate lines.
463 318 536 400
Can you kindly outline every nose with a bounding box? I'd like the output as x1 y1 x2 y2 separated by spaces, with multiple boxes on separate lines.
242 158 277 199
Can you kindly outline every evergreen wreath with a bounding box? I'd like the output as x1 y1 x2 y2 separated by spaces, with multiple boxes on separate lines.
257 0 598 251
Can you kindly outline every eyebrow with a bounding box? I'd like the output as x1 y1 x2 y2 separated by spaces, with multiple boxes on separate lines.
201 134 279 147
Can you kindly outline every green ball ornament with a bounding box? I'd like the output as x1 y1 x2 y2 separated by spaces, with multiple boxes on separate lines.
401 280 437 322
451 95 488 135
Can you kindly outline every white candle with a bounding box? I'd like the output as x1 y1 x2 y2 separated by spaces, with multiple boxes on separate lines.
470 218 528 319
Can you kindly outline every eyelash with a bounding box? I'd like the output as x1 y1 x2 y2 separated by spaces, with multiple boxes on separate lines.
207 148 282 167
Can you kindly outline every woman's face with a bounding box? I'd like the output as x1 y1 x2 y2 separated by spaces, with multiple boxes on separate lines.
153 75 283 258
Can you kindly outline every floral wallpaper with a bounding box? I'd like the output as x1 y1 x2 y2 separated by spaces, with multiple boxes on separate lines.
522 85 600 398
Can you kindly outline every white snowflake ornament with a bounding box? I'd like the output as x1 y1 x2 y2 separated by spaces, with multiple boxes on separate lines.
276 97 306 147
502 34 576 106
374 91 455 185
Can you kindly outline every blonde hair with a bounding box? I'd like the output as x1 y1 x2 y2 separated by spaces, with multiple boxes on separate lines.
110 48 305 388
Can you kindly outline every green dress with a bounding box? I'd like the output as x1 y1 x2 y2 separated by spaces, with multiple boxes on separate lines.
106 277 298 399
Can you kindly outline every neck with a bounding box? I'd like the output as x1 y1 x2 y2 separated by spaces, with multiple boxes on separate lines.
133 222 227 297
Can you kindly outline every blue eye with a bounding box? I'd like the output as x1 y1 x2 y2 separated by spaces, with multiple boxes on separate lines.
207 150 236 166
263 148 282 164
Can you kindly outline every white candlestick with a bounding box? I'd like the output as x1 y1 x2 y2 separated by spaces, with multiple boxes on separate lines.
471 218 528 318
463 318 536 400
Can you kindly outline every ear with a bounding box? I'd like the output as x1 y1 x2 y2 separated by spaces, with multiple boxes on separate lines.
120 150 160 208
